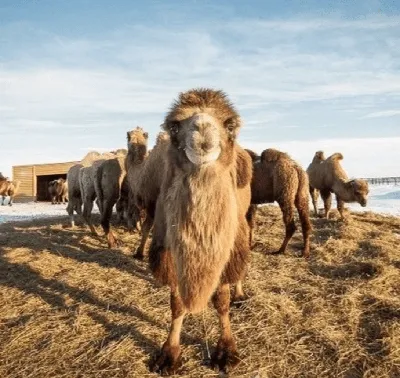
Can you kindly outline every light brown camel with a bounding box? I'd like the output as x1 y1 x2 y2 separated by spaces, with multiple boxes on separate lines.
246 148 312 258
95 151 127 248
148 88 253 375
0 179 21 206
48 178 68 204
307 151 369 219
66 151 102 227
125 128 170 259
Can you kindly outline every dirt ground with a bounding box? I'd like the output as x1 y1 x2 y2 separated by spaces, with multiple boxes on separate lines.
0 206 399 378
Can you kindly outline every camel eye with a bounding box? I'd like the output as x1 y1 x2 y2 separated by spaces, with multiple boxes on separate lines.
169 121 180 135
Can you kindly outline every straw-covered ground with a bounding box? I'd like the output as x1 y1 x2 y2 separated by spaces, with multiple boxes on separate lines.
0 206 399 378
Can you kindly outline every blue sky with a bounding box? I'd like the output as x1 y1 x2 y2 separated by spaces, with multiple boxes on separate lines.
1 0 399 177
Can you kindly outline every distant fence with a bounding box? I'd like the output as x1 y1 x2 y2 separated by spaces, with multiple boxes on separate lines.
361 177 400 185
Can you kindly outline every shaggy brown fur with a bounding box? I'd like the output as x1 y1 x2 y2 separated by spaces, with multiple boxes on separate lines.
125 128 170 259
307 151 369 219
248 148 312 258
148 88 252 375
48 178 68 205
0 179 21 206
95 152 127 248
66 151 103 227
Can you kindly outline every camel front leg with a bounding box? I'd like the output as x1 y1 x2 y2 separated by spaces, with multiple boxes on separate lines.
309 186 319 216
320 189 332 219
211 283 240 373
336 195 346 220
150 287 185 375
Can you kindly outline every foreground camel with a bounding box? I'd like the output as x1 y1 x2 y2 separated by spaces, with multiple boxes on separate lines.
246 148 312 258
48 178 68 204
307 151 369 219
148 88 253 375
125 128 170 259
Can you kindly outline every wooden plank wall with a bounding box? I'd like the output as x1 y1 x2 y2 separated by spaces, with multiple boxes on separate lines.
12 161 79 200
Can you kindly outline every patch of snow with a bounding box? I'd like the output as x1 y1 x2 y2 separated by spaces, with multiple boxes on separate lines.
0 202 100 224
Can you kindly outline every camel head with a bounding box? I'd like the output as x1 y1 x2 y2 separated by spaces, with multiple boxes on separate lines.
163 88 241 168
312 150 326 163
348 179 369 207
126 127 148 159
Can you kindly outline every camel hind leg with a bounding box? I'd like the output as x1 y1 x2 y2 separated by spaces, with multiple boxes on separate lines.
100 199 120 248
82 196 98 235
150 286 185 375
309 186 319 216
246 204 257 248
295 197 312 258
272 201 296 255
211 283 240 373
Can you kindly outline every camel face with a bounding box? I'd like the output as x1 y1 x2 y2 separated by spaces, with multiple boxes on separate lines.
127 127 148 147
182 113 222 166
351 179 369 207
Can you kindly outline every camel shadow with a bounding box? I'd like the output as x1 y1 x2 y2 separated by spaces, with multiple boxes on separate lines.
309 261 380 280
0 218 207 366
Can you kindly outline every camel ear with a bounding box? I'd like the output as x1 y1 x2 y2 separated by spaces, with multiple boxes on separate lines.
143 132 148 139
224 116 241 139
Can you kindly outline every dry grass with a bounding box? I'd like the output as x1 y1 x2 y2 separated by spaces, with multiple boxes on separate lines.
0 206 399 378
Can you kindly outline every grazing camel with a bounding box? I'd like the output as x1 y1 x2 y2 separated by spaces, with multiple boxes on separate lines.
246 148 312 258
148 88 253 375
125 128 170 259
307 151 369 219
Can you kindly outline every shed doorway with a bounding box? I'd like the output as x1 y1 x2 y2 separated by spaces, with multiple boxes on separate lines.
36 174 67 202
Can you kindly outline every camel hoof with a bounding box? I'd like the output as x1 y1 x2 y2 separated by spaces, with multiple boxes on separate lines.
268 249 284 256
211 339 240 373
150 345 182 376
133 252 144 261
230 294 249 309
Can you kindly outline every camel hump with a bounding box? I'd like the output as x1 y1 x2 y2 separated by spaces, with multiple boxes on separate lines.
314 151 325 160
244 149 259 163
261 148 288 162
329 152 344 161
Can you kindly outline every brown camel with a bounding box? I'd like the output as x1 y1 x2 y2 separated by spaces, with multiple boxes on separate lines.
246 148 312 258
95 151 127 248
125 128 170 259
48 178 68 204
307 151 369 219
148 88 253 375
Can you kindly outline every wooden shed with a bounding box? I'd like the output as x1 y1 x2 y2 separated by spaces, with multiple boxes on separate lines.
12 161 79 202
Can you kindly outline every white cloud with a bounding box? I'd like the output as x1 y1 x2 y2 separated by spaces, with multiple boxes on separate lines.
361 110 400 119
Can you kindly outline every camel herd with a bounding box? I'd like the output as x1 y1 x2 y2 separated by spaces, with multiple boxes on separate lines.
3 88 370 375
